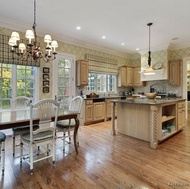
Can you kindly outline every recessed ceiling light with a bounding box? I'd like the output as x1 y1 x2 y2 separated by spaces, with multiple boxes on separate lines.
76 26 81 30
136 48 139 51
102 36 106 39
121 43 125 46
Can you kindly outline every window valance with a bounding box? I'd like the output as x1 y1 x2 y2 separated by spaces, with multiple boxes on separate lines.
85 54 118 75
0 34 40 67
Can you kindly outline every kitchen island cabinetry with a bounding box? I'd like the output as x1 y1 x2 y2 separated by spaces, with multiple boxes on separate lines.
111 98 186 149
177 101 186 130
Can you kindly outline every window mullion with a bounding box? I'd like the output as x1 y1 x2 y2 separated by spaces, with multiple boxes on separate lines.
12 65 17 99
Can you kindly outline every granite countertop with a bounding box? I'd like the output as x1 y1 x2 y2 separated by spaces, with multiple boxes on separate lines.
111 98 186 105
83 96 124 100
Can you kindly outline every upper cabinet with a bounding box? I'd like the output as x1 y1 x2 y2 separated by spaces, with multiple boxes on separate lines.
118 66 127 87
76 60 89 86
168 59 182 86
133 67 146 87
118 66 146 87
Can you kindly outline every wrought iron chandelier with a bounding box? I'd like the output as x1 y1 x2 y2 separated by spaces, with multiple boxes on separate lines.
8 0 58 63
144 22 155 75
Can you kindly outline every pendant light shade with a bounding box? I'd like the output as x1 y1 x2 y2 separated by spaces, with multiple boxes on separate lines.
144 22 155 75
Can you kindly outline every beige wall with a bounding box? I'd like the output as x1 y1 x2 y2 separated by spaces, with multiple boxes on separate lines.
1 26 190 98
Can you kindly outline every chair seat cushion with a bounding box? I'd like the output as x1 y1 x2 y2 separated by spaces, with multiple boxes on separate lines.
21 130 53 143
56 119 75 131
56 119 76 127
13 125 39 135
0 132 6 142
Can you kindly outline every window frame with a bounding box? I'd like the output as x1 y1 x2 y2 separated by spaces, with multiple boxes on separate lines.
87 72 117 94
0 63 39 110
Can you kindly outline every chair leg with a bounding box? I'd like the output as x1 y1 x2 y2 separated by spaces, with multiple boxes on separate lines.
12 133 15 156
63 132 66 152
68 131 71 144
53 139 55 165
30 145 33 174
20 141 23 163
1 141 5 174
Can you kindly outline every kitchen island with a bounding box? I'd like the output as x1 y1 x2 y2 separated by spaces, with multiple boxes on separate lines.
111 98 186 149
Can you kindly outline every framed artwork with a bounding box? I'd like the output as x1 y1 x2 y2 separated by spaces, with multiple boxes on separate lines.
43 74 49 80
43 81 49 86
43 87 49 93
43 67 49 73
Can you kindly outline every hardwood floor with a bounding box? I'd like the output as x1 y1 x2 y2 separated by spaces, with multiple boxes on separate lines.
1 116 190 189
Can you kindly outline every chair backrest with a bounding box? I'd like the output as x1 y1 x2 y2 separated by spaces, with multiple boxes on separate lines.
11 96 32 110
30 99 59 141
69 96 83 114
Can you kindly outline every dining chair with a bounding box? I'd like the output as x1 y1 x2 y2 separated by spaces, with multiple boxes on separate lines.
11 96 33 156
56 96 83 152
20 99 59 174
0 132 6 174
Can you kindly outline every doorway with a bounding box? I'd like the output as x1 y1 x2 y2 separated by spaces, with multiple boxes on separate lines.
52 53 76 110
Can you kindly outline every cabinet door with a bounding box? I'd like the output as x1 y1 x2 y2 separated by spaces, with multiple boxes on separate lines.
118 67 126 87
133 67 146 86
76 60 89 86
85 105 93 122
169 60 181 86
93 102 105 121
126 67 133 86
178 108 186 129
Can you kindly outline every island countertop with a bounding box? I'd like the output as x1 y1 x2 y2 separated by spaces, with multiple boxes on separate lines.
111 98 185 105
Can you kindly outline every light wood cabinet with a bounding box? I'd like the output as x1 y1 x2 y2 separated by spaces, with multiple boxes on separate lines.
133 67 146 87
126 67 133 86
118 66 146 87
178 101 186 130
85 100 93 122
169 59 182 86
93 102 105 121
105 98 119 120
76 60 89 86
157 100 186 141
118 67 127 87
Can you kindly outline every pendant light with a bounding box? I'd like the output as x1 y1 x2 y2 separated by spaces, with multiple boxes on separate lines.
144 22 155 75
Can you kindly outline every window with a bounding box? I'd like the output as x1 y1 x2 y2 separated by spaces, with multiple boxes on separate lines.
0 63 38 110
87 73 117 93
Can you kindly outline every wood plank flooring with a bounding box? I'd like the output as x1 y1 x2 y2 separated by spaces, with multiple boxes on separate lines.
1 114 190 189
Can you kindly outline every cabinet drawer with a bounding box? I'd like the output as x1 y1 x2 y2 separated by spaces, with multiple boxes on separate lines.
178 101 185 109
86 100 93 105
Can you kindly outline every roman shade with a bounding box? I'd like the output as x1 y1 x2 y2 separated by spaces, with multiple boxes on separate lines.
0 34 40 67
85 54 118 75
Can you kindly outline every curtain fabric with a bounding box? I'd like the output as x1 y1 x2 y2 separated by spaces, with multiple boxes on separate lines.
0 34 40 67
85 53 118 75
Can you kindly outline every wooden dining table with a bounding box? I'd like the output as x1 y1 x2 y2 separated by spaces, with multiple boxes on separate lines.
0 109 80 154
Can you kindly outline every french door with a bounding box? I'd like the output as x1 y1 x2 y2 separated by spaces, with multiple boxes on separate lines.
52 53 76 110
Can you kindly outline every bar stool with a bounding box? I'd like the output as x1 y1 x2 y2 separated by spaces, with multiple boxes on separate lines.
0 132 6 174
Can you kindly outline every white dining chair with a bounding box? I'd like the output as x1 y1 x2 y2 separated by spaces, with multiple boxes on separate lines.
20 99 59 174
11 96 34 156
56 96 83 152
0 132 6 174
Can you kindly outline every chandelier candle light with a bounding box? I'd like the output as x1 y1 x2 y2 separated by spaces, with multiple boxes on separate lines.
8 0 58 63
144 22 155 75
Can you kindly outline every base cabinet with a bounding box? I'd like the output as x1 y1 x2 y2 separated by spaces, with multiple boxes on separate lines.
93 102 105 121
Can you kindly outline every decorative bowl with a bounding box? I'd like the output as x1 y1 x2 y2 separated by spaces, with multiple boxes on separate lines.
146 92 157 99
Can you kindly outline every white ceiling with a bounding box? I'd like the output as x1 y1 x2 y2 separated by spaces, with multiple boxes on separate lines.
0 0 190 57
